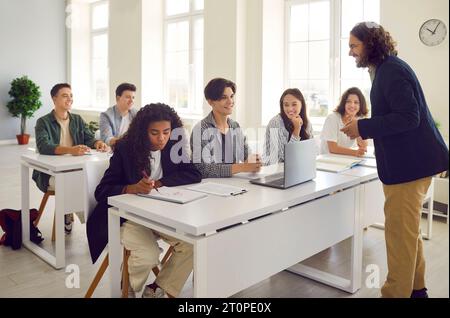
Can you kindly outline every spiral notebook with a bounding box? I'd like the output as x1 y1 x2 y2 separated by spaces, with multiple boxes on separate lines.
137 187 207 204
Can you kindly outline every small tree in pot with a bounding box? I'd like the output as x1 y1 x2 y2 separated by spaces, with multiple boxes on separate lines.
6 76 42 144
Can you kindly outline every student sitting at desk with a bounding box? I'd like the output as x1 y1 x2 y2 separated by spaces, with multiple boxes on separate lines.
87 103 201 298
320 87 369 157
33 83 108 233
262 88 313 165
99 83 138 148
190 77 262 177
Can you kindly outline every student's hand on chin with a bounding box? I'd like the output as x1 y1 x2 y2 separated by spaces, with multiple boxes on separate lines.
290 115 303 128
343 114 354 124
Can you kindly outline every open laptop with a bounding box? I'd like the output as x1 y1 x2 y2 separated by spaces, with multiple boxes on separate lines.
250 139 317 189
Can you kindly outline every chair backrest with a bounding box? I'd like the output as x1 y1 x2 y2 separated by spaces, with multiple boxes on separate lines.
84 159 110 222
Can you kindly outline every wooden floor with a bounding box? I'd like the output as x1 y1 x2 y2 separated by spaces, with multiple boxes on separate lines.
0 143 448 298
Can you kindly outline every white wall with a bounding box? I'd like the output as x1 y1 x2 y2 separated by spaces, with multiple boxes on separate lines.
381 0 449 143
381 0 449 205
109 0 143 108
0 0 67 141
203 0 276 130
141 0 164 106
204 0 240 117
261 0 285 126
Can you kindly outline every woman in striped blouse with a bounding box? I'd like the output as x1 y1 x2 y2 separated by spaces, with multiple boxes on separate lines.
263 88 313 165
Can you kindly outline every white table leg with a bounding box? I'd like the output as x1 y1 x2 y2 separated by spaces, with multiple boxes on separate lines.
54 174 66 269
423 179 434 240
108 208 122 298
193 238 208 297
21 163 30 244
349 184 363 293
21 163 63 269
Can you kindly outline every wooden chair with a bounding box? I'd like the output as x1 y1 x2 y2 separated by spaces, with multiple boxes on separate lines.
84 246 174 298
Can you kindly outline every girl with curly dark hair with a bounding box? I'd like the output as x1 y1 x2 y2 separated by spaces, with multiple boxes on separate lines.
343 22 448 298
87 103 201 298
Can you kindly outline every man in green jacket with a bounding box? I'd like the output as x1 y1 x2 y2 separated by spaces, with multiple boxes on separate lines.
33 83 108 233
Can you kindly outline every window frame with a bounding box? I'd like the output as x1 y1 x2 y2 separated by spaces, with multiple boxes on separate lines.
285 0 379 132
90 0 109 111
163 0 204 116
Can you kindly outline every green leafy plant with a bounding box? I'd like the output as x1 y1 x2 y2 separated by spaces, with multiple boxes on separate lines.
6 76 42 135
87 121 99 135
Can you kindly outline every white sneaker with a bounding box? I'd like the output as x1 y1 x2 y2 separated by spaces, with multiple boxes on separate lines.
141 285 165 298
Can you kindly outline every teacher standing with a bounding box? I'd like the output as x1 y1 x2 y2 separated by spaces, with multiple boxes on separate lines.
342 22 449 298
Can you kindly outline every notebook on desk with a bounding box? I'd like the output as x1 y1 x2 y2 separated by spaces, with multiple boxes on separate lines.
359 158 377 168
316 154 364 173
137 187 207 204
188 182 247 197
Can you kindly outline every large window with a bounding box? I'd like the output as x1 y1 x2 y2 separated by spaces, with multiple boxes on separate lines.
90 0 109 110
164 0 204 115
68 0 109 111
286 0 379 131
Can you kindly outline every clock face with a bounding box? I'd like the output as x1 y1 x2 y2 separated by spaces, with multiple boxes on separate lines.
419 19 447 46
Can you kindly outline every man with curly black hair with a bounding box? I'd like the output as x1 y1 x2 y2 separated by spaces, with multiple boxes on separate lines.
341 22 448 298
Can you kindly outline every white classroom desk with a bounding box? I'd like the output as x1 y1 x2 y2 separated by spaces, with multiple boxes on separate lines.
338 166 385 229
107 170 370 298
21 151 111 269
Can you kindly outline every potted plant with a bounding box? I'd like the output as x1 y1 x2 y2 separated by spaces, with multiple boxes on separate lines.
6 76 42 145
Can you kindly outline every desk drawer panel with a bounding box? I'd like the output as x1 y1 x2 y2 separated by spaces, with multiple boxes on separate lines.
55 171 84 213
363 180 385 227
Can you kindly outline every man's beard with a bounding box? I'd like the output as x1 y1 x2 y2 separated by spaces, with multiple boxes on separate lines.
356 56 369 68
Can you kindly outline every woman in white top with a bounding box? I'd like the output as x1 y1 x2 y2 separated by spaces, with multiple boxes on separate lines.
263 88 313 165
320 87 369 157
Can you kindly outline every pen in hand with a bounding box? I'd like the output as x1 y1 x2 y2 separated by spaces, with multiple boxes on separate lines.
141 170 160 194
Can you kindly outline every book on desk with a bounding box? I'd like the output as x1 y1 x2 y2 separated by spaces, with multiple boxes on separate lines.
188 182 248 197
316 154 364 173
137 187 207 204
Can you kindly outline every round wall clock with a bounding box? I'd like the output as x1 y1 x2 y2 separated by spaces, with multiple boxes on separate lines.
419 19 447 46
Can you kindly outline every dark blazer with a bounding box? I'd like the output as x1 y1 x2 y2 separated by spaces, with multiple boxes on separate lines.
358 56 448 185
86 139 202 263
